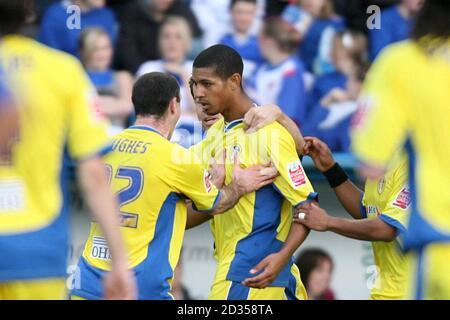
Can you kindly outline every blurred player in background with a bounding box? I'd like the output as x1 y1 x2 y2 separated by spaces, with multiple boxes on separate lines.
190 45 318 300
71 72 278 300
0 0 135 300
351 0 450 300
295 137 409 300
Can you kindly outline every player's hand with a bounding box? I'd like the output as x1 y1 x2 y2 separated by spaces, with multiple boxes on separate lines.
242 252 290 289
293 203 330 232
233 155 279 194
244 104 282 134
209 149 226 189
103 263 137 300
303 137 335 172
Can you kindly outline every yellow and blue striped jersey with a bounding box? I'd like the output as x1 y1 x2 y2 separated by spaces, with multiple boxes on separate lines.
362 155 409 299
352 40 450 250
193 117 317 290
73 125 221 300
0 35 110 281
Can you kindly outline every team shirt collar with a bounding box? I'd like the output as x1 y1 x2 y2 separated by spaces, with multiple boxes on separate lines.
223 103 259 133
129 125 164 137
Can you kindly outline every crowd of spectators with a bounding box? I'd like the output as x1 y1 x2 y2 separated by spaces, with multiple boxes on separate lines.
29 0 423 150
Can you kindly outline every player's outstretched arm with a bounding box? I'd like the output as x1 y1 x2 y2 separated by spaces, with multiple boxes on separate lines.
186 158 278 227
186 200 213 230
243 219 310 289
304 136 364 219
78 157 137 300
244 104 305 155
294 202 397 242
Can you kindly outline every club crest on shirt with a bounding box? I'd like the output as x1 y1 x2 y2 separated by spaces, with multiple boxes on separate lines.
288 160 306 188
204 170 212 193
392 187 411 210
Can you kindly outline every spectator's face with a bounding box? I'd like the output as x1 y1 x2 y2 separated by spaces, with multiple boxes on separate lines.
258 32 275 59
151 0 174 13
300 0 326 17
331 37 353 74
84 0 105 9
87 34 113 71
159 23 188 62
191 67 229 118
403 0 425 13
231 1 257 34
307 259 333 299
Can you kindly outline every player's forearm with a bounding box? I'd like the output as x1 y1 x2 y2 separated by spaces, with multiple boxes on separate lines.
278 222 310 260
277 113 305 156
186 202 213 229
78 158 129 268
333 180 364 219
210 182 243 215
326 216 396 242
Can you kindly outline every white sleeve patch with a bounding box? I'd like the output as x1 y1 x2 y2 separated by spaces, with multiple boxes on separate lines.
287 160 306 188
392 187 411 210
203 169 212 193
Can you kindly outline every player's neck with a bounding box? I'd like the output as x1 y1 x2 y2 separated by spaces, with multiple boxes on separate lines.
222 94 253 122
134 118 172 140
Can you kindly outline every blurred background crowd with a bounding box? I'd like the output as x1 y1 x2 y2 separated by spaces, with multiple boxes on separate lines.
25 0 423 151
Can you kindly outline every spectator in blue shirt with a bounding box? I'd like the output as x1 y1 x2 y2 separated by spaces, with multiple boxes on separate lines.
247 18 306 127
39 0 117 58
282 0 345 75
302 31 368 152
79 27 133 134
220 0 264 80
369 0 424 61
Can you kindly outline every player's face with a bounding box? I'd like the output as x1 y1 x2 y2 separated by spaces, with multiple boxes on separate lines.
231 1 257 34
190 67 229 117
195 101 223 130
159 23 188 62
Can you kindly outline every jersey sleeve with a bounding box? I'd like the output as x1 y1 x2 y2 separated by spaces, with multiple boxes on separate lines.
172 145 221 212
351 46 411 169
64 58 111 161
265 124 318 207
378 161 410 235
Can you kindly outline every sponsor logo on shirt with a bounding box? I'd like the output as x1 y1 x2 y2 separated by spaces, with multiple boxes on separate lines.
90 236 111 261
392 187 411 210
288 160 306 188
0 179 25 212
119 213 138 228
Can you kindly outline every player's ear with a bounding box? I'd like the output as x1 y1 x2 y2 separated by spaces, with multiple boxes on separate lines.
168 97 178 115
229 73 242 91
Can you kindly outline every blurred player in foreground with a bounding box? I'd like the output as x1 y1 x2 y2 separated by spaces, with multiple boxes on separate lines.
294 137 410 300
0 0 135 300
71 72 278 300
0 66 19 163
351 0 450 299
190 45 318 300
